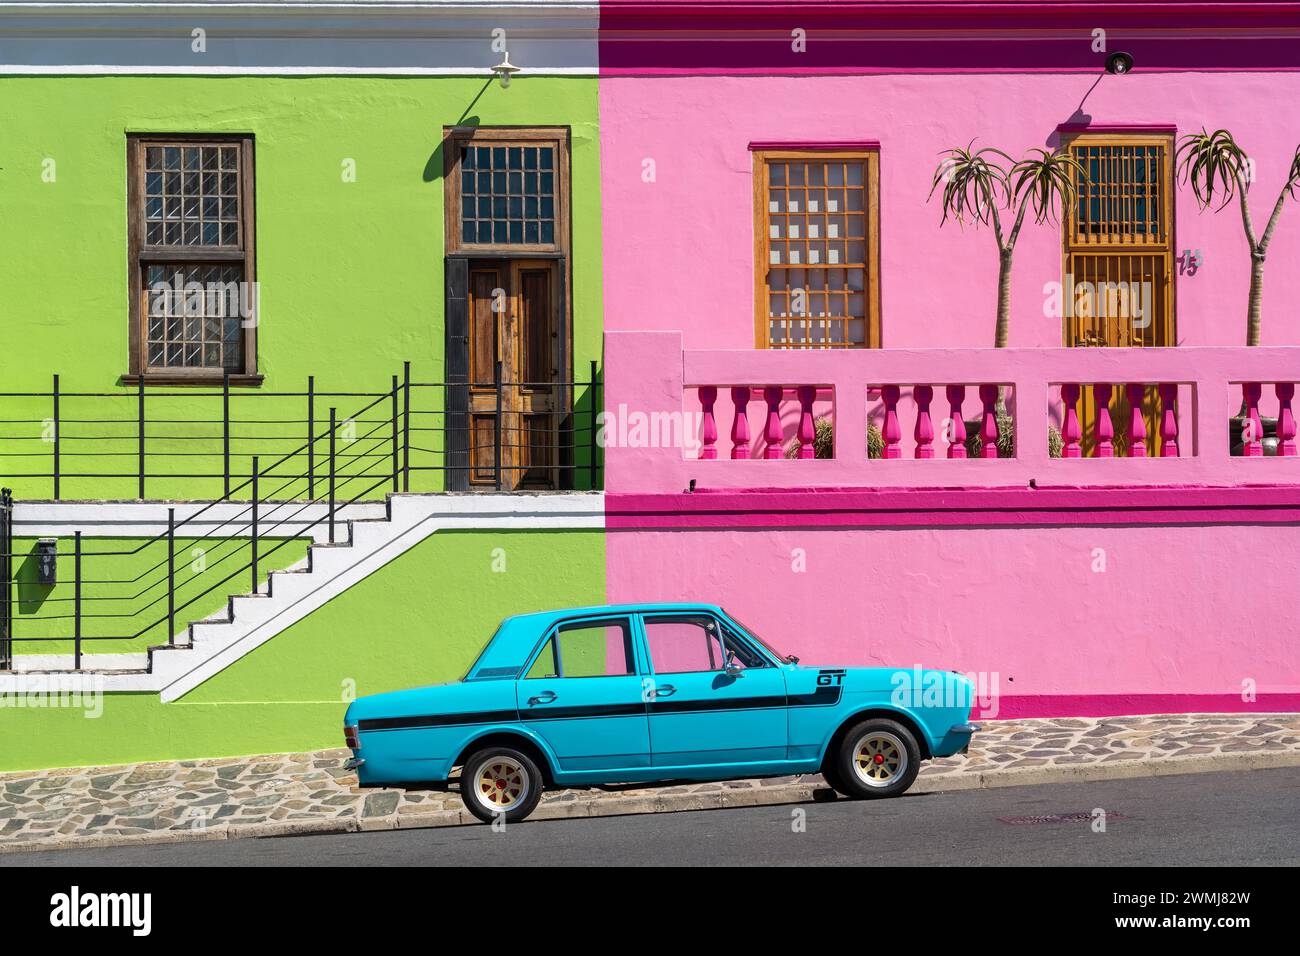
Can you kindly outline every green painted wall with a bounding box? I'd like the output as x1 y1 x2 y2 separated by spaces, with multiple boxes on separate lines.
0 528 606 771
8 535 309 656
0 76 603 500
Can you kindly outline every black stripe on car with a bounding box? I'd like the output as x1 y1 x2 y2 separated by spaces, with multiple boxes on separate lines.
356 685 841 733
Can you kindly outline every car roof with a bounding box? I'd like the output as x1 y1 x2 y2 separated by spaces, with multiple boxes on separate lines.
466 603 728 679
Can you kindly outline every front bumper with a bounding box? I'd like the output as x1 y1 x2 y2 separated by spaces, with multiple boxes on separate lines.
933 722 981 758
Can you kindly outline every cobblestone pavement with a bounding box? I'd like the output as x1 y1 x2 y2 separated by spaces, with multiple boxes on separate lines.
3 713 1298 852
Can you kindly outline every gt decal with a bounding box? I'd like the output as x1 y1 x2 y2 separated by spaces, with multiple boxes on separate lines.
817 669 847 686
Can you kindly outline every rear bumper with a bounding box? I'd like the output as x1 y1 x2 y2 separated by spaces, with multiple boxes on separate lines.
932 722 981 758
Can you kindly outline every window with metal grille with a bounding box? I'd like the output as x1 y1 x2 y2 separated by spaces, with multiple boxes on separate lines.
1062 132 1176 457
1071 142 1168 243
1062 134 1175 350
753 149 881 349
127 135 257 382
460 145 556 246
443 127 569 256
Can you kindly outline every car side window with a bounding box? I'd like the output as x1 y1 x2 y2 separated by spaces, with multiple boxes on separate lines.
523 618 635 679
643 615 767 675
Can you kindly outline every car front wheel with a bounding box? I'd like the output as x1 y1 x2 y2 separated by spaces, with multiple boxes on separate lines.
830 718 921 799
460 746 544 824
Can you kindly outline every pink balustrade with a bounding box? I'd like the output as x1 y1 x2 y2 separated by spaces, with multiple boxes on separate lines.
604 331 1300 493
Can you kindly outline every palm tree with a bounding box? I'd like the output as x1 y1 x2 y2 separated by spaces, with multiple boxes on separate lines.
928 143 1082 412
1176 128 1300 345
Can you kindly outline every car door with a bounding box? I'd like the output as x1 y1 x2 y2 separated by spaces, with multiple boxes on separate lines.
517 615 651 772
640 612 788 769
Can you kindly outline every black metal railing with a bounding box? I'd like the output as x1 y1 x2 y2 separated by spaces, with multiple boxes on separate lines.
1 488 11 669
0 364 603 672
0 363 603 500
0 386 398 670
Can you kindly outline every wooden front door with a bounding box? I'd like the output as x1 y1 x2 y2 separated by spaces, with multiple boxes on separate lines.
1062 132 1176 456
467 259 561 489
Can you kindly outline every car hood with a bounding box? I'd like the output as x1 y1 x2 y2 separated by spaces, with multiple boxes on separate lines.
788 663 974 704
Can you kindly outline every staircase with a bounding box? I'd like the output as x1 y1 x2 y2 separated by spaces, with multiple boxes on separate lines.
0 493 602 702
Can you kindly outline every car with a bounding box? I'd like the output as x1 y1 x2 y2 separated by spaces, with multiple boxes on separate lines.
342 603 978 824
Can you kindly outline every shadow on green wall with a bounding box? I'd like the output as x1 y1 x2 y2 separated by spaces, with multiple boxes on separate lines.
421 80 491 183
16 545 54 614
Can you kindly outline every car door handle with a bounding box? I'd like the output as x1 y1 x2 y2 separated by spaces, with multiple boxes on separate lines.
653 684 676 698
527 691 557 706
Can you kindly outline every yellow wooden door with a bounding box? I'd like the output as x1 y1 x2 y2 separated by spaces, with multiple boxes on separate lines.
1062 133 1175 456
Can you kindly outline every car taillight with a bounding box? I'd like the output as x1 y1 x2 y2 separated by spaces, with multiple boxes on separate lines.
344 725 360 749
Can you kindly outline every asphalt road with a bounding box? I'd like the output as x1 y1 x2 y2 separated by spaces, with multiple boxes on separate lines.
10 767 1299 867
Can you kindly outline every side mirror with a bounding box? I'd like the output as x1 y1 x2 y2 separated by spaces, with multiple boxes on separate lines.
724 662 744 678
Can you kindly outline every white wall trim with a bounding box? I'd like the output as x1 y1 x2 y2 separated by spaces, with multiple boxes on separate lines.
0 3 599 73
0 64 597 74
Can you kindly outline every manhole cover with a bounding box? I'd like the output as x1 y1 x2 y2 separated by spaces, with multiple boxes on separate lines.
998 811 1128 825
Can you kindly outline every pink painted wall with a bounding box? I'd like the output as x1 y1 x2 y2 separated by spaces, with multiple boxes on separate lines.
600 72 1300 350
605 523 1300 717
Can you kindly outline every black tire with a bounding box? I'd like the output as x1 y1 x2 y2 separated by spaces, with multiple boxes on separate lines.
832 718 921 799
460 746 545 824
819 761 849 796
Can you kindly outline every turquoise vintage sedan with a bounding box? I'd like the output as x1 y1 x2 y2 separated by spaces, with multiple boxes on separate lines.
343 604 978 823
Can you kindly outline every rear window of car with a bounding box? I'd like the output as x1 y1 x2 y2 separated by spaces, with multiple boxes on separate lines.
524 619 635 679
463 624 520 680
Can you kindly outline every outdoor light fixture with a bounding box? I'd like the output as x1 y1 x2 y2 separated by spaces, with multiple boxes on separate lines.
1105 51 1134 75
36 538 57 586
492 52 521 89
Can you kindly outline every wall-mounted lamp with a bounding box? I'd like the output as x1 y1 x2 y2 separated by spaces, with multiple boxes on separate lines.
1105 51 1134 75
36 538 57 586
492 52 521 89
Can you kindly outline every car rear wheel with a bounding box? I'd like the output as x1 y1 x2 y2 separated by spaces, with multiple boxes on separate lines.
460 746 544 824
831 718 921 799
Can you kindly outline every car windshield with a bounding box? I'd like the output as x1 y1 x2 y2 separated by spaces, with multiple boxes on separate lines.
725 613 796 664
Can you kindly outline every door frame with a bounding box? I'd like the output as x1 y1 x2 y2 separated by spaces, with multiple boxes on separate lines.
1059 129 1177 457
442 126 573 491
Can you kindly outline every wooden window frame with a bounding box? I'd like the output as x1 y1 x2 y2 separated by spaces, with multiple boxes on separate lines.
125 133 260 386
1060 130 1177 348
443 126 571 258
752 148 882 349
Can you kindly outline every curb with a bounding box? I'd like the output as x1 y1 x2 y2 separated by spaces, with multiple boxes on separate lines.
5 748 1299 855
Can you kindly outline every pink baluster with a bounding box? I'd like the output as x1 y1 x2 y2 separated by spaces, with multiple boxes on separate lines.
763 386 784 459
1242 382 1263 457
1277 383 1297 457
1126 383 1148 458
730 386 751 460
1061 383 1082 458
914 385 935 459
1094 383 1114 458
699 386 718 460
796 386 817 459
978 384 999 459
1158 382 1179 458
881 385 902 459
945 384 967 459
